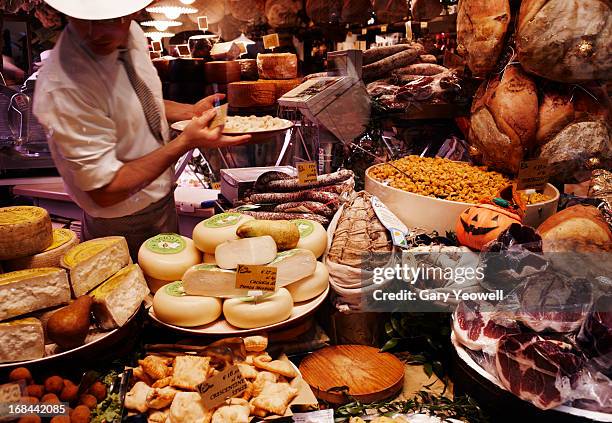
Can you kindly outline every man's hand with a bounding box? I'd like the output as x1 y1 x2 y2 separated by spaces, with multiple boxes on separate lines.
181 109 250 149
193 93 226 116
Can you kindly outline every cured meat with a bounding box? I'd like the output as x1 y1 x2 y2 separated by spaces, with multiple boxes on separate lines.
245 190 338 205
273 201 335 217
577 295 612 377
362 44 425 83
495 333 583 410
363 44 413 66
453 300 520 355
256 169 354 192
392 63 448 77
238 211 329 226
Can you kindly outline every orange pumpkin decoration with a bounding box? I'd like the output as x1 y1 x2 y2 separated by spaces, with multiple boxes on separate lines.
456 199 523 250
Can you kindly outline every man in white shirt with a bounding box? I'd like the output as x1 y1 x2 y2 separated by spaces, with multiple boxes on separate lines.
34 0 249 257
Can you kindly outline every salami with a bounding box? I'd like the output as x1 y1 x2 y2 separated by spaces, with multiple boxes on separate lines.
274 201 335 217
393 63 448 77
239 211 330 225
254 171 293 192
363 44 413 65
246 190 339 204
262 169 354 192
363 44 425 83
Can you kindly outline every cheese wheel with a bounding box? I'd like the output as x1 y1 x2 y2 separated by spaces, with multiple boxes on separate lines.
215 236 277 270
193 213 255 254
145 275 172 294
238 59 258 80
138 233 202 281
228 81 276 108
286 261 329 302
266 78 301 99
153 281 222 327
4 228 79 271
292 219 328 258
205 60 241 84
223 288 293 329
257 53 298 79
203 253 216 264
0 206 53 260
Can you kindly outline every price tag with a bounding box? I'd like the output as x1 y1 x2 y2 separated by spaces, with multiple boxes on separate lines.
210 103 228 130
197 365 247 410
297 161 318 185
0 383 23 403
263 33 280 50
236 42 247 55
293 409 334 422
151 40 162 52
420 21 428 30
235 265 277 292
405 21 413 41
371 195 409 248
362 28 368 35
381 24 388 32
197 16 209 31
517 158 549 190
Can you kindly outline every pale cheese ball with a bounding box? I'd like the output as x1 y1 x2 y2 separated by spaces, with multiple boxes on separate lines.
286 261 329 302
153 281 222 327
223 288 293 329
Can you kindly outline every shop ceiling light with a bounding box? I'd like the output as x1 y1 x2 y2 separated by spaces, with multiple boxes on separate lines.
144 31 176 41
233 33 255 46
179 0 196 4
146 1 197 20
141 20 182 31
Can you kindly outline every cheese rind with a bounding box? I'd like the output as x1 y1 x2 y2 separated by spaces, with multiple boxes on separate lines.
266 78 301 99
214 236 277 270
61 236 131 297
210 42 241 61
0 318 44 363
205 60 241 83
267 249 317 287
0 206 53 260
153 281 222 327
182 264 243 298
228 81 276 108
257 53 298 79
4 228 79 271
237 58 258 80
193 213 254 254
223 288 293 329
90 264 149 330
138 234 201 281
0 268 71 321
292 219 328 258
286 261 329 302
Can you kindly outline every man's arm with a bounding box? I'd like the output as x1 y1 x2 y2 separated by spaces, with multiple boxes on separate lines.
87 110 249 207
164 94 225 123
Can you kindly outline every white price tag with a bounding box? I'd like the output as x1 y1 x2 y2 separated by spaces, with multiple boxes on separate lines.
292 409 334 422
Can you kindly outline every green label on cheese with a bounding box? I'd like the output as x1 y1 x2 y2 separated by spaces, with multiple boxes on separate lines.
202 213 242 229
292 219 314 238
145 233 185 255
164 281 186 297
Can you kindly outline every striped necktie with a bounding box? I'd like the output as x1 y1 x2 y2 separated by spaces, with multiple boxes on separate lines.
119 50 165 144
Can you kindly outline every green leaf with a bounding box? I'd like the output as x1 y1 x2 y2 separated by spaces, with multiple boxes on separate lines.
380 338 399 352
423 363 433 379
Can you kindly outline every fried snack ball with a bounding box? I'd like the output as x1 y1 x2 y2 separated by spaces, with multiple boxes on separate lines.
87 382 107 402
70 405 91 423
60 381 79 403
41 393 60 404
44 376 65 394
78 394 97 410
17 416 41 423
25 385 45 399
20 396 39 404
9 367 32 383
50 416 70 423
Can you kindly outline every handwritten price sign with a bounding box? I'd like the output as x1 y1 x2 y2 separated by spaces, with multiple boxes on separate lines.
235 265 277 292
197 365 247 409
297 161 318 185
517 159 549 190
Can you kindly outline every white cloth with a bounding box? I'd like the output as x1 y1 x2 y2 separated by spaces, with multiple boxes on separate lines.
33 22 173 218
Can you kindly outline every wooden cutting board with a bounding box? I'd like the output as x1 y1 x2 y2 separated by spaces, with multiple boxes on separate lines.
299 345 405 404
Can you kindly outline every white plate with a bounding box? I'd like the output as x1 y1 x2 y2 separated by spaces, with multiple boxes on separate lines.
171 118 293 135
149 286 329 336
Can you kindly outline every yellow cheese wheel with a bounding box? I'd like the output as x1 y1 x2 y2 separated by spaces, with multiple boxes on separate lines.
286 261 329 302
228 81 277 108
0 206 52 261
153 281 222 327
237 58 258 80
292 219 328 258
138 233 201 281
223 288 293 329
257 53 298 79
4 228 79 271
265 78 301 99
205 60 241 84
193 213 254 254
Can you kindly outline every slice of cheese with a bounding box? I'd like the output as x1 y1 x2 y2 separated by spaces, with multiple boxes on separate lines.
237 58 258 80
205 61 241 84
223 288 293 329
90 264 149 330
210 42 241 61
4 228 79 271
257 53 298 80
266 78 301 99
215 236 277 270
61 236 131 297
153 281 222 327
0 268 71 321
0 317 44 363
268 249 317 287
182 264 244 298
228 81 276 108
193 213 254 254
292 219 328 258
286 261 329 302
0 206 53 261
138 233 201 282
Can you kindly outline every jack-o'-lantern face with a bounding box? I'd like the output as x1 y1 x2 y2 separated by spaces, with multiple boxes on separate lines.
456 202 522 250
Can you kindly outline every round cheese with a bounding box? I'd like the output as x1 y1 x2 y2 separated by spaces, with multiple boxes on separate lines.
205 60 241 84
4 228 79 271
266 78 301 99
215 236 277 270
228 81 276 108
223 288 293 329
203 253 216 264
257 53 298 80
193 213 254 254
292 219 328 258
138 233 202 281
286 261 329 302
145 275 172 294
237 58 258 80
153 281 222 327
0 206 53 261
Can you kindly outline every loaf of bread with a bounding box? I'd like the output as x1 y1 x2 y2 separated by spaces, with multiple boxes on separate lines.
457 0 511 78
517 0 612 83
469 65 538 174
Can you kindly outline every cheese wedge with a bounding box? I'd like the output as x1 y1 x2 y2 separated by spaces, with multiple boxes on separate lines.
0 206 53 260
90 264 149 330
214 236 277 270
4 228 79 271
61 236 131 297
182 264 243 298
0 317 45 363
286 261 329 302
0 268 71 321
267 249 317 286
